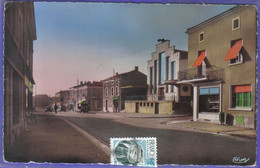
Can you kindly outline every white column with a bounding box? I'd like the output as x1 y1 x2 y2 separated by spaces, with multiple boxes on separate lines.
193 85 198 121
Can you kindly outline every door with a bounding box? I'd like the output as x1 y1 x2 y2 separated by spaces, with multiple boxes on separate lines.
105 100 108 111
135 103 139 113
155 103 159 114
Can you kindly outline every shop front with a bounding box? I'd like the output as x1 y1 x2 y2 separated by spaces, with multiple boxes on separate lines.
194 83 222 123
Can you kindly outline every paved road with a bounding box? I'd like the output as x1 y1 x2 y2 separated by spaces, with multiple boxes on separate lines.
63 116 256 165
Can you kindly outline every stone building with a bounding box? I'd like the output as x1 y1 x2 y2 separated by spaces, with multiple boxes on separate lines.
102 66 147 112
69 81 103 111
177 6 256 128
4 2 37 153
125 41 191 115
147 40 190 102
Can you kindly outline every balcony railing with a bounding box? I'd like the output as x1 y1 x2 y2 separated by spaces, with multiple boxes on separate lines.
178 65 224 82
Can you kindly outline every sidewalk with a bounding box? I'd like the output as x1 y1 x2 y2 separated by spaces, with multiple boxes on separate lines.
4 114 110 163
167 120 256 140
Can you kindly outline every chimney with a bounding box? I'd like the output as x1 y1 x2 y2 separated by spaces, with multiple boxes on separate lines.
80 81 83 85
116 72 118 76
135 66 138 71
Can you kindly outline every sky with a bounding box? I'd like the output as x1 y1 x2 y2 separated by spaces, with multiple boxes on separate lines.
33 2 234 96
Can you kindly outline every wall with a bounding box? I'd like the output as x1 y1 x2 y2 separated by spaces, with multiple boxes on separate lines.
125 101 173 115
187 6 256 128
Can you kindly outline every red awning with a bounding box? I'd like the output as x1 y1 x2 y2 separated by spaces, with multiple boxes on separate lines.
234 85 251 93
193 51 206 67
224 40 243 61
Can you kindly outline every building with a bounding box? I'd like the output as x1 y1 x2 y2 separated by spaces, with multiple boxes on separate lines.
102 66 147 112
55 90 70 111
34 94 51 108
69 81 103 111
147 40 189 102
4 2 37 153
177 6 256 128
125 40 191 115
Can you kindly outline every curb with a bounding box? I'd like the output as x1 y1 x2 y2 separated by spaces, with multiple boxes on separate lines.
61 118 111 156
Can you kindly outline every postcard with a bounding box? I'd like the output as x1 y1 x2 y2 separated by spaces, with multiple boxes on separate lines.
1 0 258 167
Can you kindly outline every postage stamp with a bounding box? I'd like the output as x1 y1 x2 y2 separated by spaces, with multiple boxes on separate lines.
110 137 157 167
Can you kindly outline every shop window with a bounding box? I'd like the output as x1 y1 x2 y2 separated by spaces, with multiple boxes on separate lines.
232 85 251 108
199 87 220 113
199 31 204 42
232 17 240 30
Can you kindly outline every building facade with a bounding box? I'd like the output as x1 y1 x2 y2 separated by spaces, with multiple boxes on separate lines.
177 6 256 128
4 2 37 153
69 81 103 111
147 40 190 103
55 90 70 111
34 94 51 108
102 66 147 112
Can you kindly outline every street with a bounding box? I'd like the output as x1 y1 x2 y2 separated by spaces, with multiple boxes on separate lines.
6 112 256 166
62 115 256 165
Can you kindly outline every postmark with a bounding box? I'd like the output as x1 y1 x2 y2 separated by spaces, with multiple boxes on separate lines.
110 137 157 167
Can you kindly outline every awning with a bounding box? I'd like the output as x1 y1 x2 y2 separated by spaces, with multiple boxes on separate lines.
113 97 119 100
79 100 86 104
224 40 243 61
192 51 206 67
234 85 251 93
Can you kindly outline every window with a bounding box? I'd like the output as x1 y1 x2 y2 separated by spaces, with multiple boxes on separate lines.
199 32 204 42
232 85 251 108
171 61 176 92
140 103 142 106
230 39 243 64
154 60 158 94
232 17 240 30
111 87 114 96
115 86 119 96
166 57 171 93
147 103 150 107
151 103 153 107
150 67 154 94
160 52 166 84
144 103 146 106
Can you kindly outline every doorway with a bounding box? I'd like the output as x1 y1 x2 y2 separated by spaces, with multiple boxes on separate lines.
105 100 108 111
155 103 159 114
135 103 139 113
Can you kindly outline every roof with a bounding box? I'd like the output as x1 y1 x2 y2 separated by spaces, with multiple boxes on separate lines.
103 70 134 81
186 6 245 34
70 81 102 89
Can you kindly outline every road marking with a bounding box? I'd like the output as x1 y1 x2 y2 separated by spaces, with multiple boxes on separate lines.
61 118 111 156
